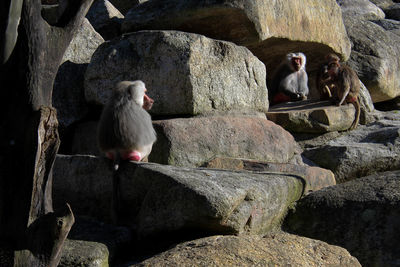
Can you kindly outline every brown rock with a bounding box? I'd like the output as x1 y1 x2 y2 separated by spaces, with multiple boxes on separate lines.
150 116 301 167
133 232 361 267
266 100 359 133
122 0 351 73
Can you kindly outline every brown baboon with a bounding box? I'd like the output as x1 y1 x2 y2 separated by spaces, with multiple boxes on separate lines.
327 60 361 130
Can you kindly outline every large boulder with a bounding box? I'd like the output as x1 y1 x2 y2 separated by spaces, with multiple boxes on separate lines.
54 18 104 129
302 115 400 182
53 155 304 237
86 0 124 40
284 170 400 267
150 116 302 167
121 0 351 72
336 0 385 20
344 16 400 102
84 30 268 115
132 232 361 267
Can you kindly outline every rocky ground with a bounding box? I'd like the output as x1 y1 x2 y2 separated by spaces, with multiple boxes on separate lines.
33 0 400 266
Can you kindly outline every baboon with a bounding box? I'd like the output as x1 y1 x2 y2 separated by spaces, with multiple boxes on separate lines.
97 80 157 170
316 53 340 100
270 52 309 104
327 60 361 130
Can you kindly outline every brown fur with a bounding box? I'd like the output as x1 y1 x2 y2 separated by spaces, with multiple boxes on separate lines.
327 61 361 130
316 53 340 100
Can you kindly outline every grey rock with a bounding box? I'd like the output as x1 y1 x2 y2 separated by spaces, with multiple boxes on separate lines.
71 121 101 156
344 16 400 102
59 239 109 267
302 116 400 182
284 170 400 267
84 31 268 115
372 19 400 36
336 0 385 20
132 232 361 267
86 0 124 40
205 157 336 195
383 3 400 20
54 18 104 129
53 155 304 237
62 18 104 65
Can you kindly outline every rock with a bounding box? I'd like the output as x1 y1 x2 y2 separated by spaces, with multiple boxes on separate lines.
68 216 132 262
109 0 147 15
62 18 104 65
372 19 400 36
267 100 358 133
86 0 124 40
150 116 301 167
131 232 360 267
336 0 385 20
383 3 400 20
370 0 396 9
205 157 336 195
302 116 400 182
54 18 104 129
53 62 90 130
84 31 268 115
284 170 400 267
53 155 304 237
59 239 109 267
343 16 400 102
374 96 400 111
71 121 101 156
121 0 351 73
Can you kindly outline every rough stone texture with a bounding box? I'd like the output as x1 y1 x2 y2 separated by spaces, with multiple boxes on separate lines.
150 116 301 167
71 121 101 156
344 16 400 103
337 0 385 20
284 170 400 267
372 19 400 36
53 155 304 237
205 158 336 195
63 18 104 65
84 31 267 115
302 114 400 183
109 0 147 15
132 232 360 267
59 239 109 267
86 0 124 40
370 0 396 9
54 18 104 129
383 3 400 20
121 0 351 73
267 100 359 133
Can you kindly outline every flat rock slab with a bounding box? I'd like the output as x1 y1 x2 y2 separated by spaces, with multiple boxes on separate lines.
205 157 336 195
266 100 357 133
150 116 302 167
132 232 360 267
53 155 304 238
284 170 400 267
302 114 400 182
84 30 267 115
121 0 351 72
